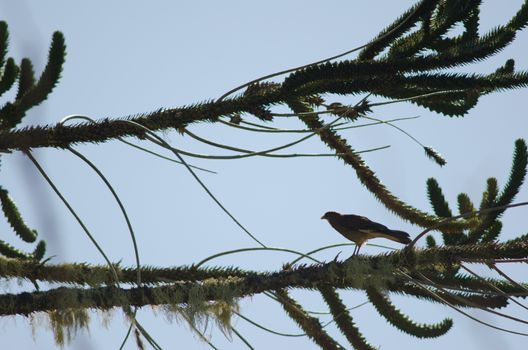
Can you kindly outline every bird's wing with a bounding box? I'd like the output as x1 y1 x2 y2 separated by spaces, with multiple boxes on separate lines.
340 214 389 232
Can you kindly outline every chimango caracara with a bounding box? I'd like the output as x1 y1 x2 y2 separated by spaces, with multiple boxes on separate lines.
321 211 411 256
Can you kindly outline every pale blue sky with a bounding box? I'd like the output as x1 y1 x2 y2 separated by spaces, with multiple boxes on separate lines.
0 1 527 349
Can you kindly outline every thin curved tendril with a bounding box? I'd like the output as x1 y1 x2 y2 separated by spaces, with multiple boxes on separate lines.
262 291 367 316
119 321 134 350
194 247 321 269
220 116 419 134
399 271 528 336
360 115 423 146
288 242 397 266
367 90 466 108
336 116 420 131
343 145 392 156
64 147 145 348
122 312 164 350
117 137 217 173
24 151 120 281
235 301 370 337
163 115 345 160
235 311 306 337
320 301 371 328
219 118 313 133
264 291 280 302
490 264 528 294
24 150 162 349
317 301 371 316
117 120 267 247
63 147 142 286
60 115 216 174
270 110 335 117
134 322 163 350
460 264 528 311
240 120 279 130
231 327 256 350
265 290 324 325
184 127 389 157
183 128 345 158
409 201 528 249
194 240 398 271
216 3 425 102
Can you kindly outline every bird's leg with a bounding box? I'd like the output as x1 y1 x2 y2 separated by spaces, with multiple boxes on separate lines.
356 244 362 256
352 245 358 256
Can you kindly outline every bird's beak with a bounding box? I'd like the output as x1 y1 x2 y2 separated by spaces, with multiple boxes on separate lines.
320 215 325 220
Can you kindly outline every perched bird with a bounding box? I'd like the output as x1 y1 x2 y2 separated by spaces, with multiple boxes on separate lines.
321 211 411 256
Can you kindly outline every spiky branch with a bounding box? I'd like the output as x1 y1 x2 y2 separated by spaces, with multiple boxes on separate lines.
1 1 528 349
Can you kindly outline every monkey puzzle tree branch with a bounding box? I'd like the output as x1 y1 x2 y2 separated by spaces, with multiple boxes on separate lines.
0 90 285 151
2 240 528 288
274 289 344 350
319 285 377 349
0 257 252 286
2 239 527 316
0 267 508 317
366 286 453 338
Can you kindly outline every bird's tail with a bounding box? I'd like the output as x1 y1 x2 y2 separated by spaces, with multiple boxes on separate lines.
381 229 412 245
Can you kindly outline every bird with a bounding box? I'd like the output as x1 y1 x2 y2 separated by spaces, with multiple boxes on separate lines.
321 211 411 256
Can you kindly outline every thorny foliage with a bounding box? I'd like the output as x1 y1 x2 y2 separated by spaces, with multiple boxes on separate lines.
1 1 528 349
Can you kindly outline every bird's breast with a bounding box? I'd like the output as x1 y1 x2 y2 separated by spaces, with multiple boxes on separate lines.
329 222 370 245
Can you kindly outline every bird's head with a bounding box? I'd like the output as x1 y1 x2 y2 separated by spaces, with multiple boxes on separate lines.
321 211 341 221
